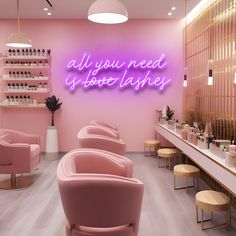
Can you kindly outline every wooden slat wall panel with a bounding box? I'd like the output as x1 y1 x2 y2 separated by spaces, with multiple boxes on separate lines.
185 0 236 141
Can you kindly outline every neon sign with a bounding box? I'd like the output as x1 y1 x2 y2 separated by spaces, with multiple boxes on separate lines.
65 53 171 92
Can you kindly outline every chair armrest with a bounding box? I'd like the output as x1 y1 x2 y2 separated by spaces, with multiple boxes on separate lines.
0 143 32 173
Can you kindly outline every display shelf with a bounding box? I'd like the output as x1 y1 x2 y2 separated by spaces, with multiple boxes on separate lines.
0 103 46 108
3 89 50 94
2 77 48 81
3 65 49 69
2 56 49 60
0 48 51 108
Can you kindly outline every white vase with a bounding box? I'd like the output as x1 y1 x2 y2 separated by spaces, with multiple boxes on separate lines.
45 126 59 160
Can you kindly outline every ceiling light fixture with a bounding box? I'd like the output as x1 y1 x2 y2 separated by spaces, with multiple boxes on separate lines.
6 0 32 48
168 12 172 16
44 7 48 11
208 69 213 86
171 6 176 11
183 0 188 87
88 0 128 24
47 12 52 16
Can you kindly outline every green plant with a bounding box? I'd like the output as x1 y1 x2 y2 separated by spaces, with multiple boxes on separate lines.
45 95 62 126
166 105 174 120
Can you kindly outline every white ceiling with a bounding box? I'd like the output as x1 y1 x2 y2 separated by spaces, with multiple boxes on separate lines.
0 0 201 19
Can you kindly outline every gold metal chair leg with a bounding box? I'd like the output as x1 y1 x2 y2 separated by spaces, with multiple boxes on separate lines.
11 173 16 188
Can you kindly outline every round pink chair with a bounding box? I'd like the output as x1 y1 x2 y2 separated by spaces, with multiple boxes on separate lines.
0 129 41 189
57 150 143 236
59 148 133 177
90 120 118 131
81 125 120 139
77 126 126 155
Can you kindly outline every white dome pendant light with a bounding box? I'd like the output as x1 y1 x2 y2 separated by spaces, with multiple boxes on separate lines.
6 0 32 48
88 0 128 24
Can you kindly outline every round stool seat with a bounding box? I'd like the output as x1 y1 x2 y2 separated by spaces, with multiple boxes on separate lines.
144 140 160 157
174 164 200 177
158 148 177 158
144 140 160 147
196 190 230 212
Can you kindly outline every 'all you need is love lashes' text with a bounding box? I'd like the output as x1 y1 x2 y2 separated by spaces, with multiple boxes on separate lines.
65 53 171 92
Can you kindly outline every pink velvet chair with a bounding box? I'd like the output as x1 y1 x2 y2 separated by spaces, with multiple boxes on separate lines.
0 129 41 189
60 148 133 177
82 125 120 139
90 120 118 131
57 152 144 236
77 126 126 155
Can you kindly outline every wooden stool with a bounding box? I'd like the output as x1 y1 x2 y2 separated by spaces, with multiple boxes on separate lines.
195 190 231 230
174 164 200 192
144 140 160 157
157 148 177 170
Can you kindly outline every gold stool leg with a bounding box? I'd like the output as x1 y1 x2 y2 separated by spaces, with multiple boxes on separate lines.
186 177 188 192
174 175 176 190
201 208 204 230
11 173 16 188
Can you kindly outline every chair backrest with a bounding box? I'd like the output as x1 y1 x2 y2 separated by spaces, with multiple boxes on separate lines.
60 148 132 178
77 127 126 155
90 120 118 131
84 125 119 139
57 158 143 236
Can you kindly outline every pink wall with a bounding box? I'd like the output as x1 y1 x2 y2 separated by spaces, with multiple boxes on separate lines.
0 19 184 152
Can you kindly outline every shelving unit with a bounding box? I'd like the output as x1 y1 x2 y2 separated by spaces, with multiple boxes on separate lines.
0 49 51 108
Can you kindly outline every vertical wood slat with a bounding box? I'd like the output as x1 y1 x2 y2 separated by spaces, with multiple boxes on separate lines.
185 0 236 140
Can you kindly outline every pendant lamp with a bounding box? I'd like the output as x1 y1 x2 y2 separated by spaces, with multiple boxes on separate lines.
88 0 128 24
208 69 213 86
183 0 188 87
183 74 187 87
6 0 32 48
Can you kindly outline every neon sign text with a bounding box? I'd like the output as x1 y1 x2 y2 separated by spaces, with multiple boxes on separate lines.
65 53 171 92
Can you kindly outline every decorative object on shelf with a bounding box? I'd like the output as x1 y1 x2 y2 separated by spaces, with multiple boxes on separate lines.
88 0 128 24
45 95 62 126
45 95 62 160
6 0 32 48
166 105 174 121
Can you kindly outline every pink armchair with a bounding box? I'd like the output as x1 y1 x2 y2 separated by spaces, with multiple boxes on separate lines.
82 125 120 139
57 152 143 236
77 126 126 155
60 148 133 177
90 120 118 131
0 129 41 189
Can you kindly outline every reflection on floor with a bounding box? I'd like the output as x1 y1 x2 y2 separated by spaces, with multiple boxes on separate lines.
0 153 235 236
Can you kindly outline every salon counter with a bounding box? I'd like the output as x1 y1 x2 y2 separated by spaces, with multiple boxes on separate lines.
155 123 236 196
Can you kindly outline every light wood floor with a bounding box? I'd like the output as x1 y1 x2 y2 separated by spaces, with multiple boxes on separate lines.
0 153 235 236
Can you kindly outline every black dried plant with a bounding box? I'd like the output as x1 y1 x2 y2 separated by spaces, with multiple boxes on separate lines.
166 105 174 120
45 95 62 126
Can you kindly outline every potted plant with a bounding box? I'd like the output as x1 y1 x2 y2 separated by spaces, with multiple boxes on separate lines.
45 95 62 160
45 95 62 126
166 105 174 121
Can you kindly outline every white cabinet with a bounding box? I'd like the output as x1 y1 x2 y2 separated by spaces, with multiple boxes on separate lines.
0 49 51 108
